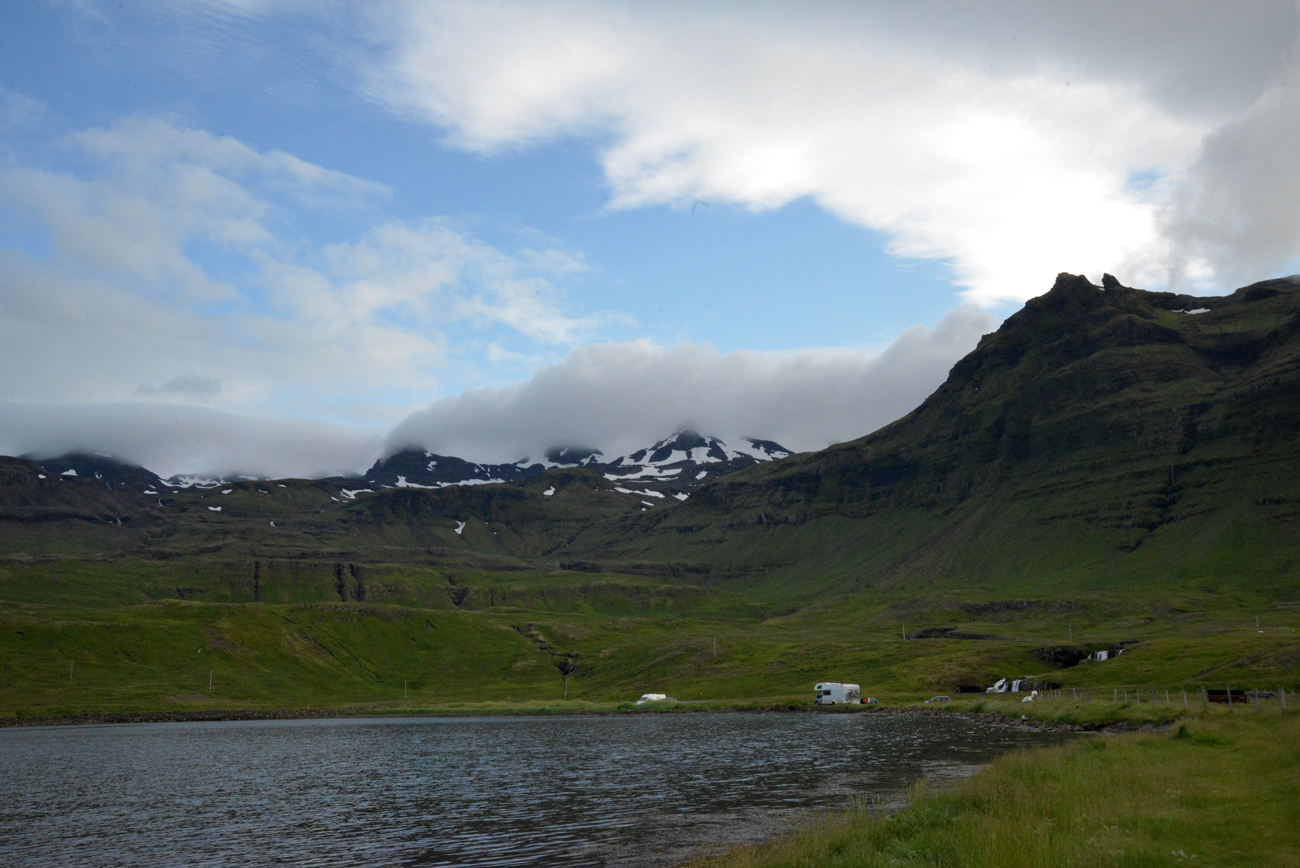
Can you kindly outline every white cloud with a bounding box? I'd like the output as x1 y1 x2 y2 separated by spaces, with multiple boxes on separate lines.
0 87 46 132
386 305 996 463
0 401 379 479
0 113 602 422
362 1 1300 301
0 305 994 476
1155 60 1300 287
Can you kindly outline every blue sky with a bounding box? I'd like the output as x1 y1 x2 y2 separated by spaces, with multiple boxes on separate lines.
2 2 1299 476
1 2 962 349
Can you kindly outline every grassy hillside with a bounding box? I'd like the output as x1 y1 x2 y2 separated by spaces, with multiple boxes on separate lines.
3 586 1296 718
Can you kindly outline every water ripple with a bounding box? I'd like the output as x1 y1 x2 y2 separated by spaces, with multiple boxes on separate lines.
0 714 1068 867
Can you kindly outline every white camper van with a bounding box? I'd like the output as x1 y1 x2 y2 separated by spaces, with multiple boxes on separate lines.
814 682 861 705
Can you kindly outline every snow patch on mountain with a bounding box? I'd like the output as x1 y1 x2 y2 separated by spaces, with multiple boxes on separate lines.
315 429 791 503
165 476 226 489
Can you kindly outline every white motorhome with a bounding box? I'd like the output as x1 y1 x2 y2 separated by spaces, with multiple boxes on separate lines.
814 682 861 705
635 693 667 704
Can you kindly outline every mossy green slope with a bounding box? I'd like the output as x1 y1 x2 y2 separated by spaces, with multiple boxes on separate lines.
579 274 1300 600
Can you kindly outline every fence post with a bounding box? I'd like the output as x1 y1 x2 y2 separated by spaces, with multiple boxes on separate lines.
1253 690 1260 714
1226 684 1233 712
1201 685 1207 712
1182 688 1187 709
1281 687 1287 713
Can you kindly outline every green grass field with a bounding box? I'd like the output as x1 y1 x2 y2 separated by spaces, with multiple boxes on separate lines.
685 710 1300 868
2 582 1296 719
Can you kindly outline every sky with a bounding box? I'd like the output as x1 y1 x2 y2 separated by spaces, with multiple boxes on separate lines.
2 1 1300 477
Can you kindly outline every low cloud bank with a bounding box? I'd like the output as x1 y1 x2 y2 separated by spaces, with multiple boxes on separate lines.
0 402 381 480
0 306 994 476
386 305 995 463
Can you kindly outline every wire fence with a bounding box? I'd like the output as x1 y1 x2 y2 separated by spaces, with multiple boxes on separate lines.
988 684 1293 712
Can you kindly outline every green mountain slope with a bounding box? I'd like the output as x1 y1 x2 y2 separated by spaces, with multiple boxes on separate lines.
566 273 1300 599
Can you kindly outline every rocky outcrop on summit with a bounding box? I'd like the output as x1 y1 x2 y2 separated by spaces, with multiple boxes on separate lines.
346 451 544 490
687 272 1300 519
597 431 790 497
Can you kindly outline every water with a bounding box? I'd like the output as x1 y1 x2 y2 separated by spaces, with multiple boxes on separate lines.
0 713 1069 867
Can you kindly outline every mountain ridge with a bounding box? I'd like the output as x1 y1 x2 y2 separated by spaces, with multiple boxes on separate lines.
570 272 1300 595
3 272 1299 604
12 430 792 499
341 430 791 497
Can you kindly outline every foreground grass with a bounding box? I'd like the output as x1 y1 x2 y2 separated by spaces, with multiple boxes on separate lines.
687 712 1300 868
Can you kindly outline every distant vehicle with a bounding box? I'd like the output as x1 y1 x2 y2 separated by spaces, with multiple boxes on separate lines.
635 693 668 704
814 682 861 705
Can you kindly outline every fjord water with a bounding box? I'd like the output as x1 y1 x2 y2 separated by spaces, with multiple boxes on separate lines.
0 714 1067 867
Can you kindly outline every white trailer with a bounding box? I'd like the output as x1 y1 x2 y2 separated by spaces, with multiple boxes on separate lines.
814 682 861 705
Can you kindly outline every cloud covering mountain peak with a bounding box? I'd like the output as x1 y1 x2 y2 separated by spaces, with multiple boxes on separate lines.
0 305 993 478
386 305 994 464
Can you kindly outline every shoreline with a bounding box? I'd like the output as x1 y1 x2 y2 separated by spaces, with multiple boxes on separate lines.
0 701 1169 732
680 712 1299 867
